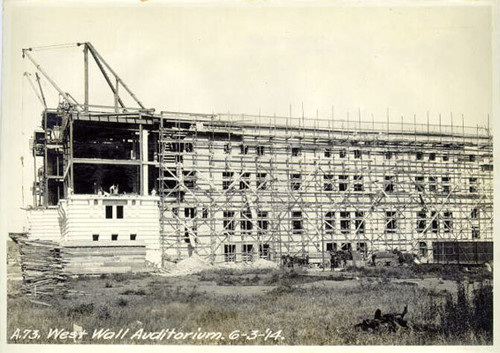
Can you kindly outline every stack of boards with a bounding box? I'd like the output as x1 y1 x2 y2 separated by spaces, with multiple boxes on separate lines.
10 234 147 296
10 235 68 297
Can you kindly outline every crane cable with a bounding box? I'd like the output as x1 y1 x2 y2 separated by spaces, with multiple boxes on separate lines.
23 72 46 108
25 43 80 52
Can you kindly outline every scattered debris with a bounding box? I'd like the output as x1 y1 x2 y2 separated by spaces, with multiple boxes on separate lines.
28 299 52 307
355 305 408 332
371 251 399 267
281 255 310 268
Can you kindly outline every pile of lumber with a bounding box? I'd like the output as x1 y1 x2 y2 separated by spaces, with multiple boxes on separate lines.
14 236 68 297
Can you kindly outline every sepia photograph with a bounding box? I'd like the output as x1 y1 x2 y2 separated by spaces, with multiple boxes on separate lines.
1 0 496 351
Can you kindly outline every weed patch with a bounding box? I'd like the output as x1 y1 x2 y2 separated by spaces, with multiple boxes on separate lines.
66 303 94 317
440 282 492 340
120 289 146 295
116 298 128 307
7 268 493 345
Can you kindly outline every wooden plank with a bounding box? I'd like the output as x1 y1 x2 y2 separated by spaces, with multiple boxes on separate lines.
73 158 141 166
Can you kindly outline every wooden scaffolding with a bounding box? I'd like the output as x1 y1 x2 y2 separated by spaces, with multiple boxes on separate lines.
158 112 493 265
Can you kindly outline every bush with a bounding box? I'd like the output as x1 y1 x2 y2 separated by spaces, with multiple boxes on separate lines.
215 275 238 286
410 264 469 281
249 275 260 284
326 274 350 281
116 298 128 307
111 273 129 282
439 266 465 282
440 282 493 341
66 303 94 316
120 289 146 295
268 284 295 296
264 272 280 285
198 308 238 325
96 305 111 320
472 284 493 336
347 265 418 279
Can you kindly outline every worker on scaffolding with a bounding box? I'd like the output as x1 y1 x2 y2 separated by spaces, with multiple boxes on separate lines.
109 184 119 195
184 227 199 257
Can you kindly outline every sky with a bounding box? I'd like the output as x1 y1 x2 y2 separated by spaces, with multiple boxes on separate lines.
0 0 494 232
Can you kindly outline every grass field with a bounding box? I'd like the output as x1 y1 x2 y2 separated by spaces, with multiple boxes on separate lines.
7 265 493 345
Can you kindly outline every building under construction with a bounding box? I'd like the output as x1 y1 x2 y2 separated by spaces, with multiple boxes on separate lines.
25 43 493 267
